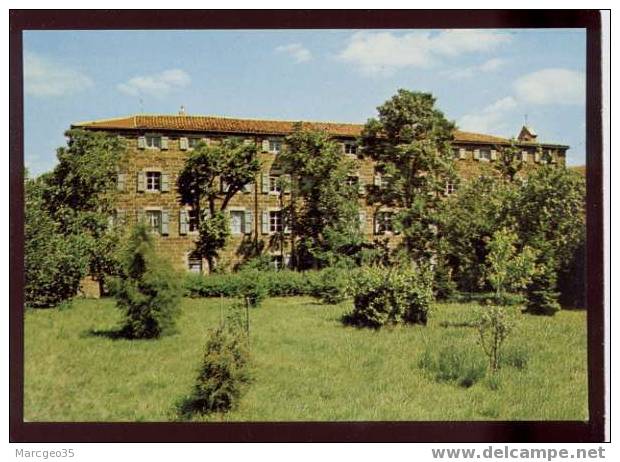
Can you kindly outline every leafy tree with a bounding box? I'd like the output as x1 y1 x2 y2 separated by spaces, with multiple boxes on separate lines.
177 138 261 272
280 125 362 269
484 228 538 301
524 259 561 316
114 224 182 338
361 89 456 262
494 140 524 182
441 175 517 291
507 165 585 304
24 175 89 307
41 128 126 290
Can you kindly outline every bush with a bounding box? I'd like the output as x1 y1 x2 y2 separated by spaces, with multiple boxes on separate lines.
344 265 433 328
25 178 89 308
525 263 561 316
236 270 268 307
419 345 487 388
313 267 350 304
114 224 182 338
182 307 251 415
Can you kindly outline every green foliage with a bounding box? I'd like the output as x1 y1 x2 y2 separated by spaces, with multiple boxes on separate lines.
313 267 350 304
419 345 487 388
281 125 363 269
177 137 260 272
525 262 561 316
41 129 126 285
476 306 514 372
361 89 456 262
345 265 433 328
25 176 89 308
494 140 525 182
235 270 268 307
114 224 182 338
484 228 538 301
182 306 251 415
501 344 530 370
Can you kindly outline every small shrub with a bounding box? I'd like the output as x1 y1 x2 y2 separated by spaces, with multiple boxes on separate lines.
419 345 487 388
476 306 514 373
183 309 251 415
235 270 268 307
266 270 307 297
345 265 432 328
114 224 182 339
525 263 561 316
313 267 350 304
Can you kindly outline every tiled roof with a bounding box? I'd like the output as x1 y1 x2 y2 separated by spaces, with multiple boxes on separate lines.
73 114 568 148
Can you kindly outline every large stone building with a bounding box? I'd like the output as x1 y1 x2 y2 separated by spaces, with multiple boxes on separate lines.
73 113 568 275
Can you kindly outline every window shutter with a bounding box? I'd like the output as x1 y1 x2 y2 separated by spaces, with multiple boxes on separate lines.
242 181 253 194
117 173 126 191
117 210 126 225
358 178 366 196
220 178 229 193
137 136 146 149
283 214 291 234
261 211 270 234
521 151 528 162
261 174 270 194
374 212 380 235
179 209 189 235
374 174 382 187
284 254 291 268
137 209 145 224
550 152 557 164
283 174 291 194
490 149 497 161
244 211 253 235
359 211 366 231
473 149 480 160
262 139 270 152
161 173 170 192
179 137 189 150
161 136 169 150
459 148 467 159
137 172 146 192
534 151 541 163
161 210 169 235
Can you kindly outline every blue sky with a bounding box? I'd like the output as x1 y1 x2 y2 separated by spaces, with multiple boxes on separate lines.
23 28 586 175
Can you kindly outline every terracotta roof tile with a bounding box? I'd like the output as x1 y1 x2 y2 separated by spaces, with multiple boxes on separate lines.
73 114 568 148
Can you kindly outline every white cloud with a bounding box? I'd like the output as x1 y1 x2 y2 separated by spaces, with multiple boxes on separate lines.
458 96 517 134
514 68 585 105
337 30 511 76
117 69 191 97
24 51 94 97
275 43 312 63
445 57 506 79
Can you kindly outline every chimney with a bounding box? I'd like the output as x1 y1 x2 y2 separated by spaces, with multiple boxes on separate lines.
517 125 537 142
178 105 186 116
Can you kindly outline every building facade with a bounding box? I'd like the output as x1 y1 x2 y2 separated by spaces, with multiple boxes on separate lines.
74 114 569 275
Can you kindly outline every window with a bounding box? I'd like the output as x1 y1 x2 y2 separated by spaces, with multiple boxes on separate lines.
445 181 457 196
479 149 492 161
346 176 359 187
188 137 202 149
375 211 395 234
146 171 161 191
230 210 245 235
269 211 283 233
145 134 162 149
271 255 284 271
187 252 203 273
344 142 358 155
268 139 282 154
269 175 282 194
146 210 162 234
188 208 199 233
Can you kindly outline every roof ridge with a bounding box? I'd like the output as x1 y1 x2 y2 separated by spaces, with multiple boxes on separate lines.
132 113 365 127
74 115 137 127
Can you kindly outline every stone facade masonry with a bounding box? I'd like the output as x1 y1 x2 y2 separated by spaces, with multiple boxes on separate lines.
100 129 567 274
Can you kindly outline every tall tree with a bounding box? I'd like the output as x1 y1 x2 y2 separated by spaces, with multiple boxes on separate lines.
361 89 456 261
41 128 126 292
177 137 261 272
494 140 525 182
280 125 362 269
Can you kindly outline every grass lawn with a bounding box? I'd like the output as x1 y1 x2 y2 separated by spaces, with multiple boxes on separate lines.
24 297 588 422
